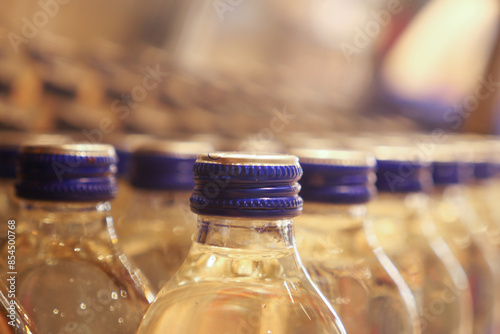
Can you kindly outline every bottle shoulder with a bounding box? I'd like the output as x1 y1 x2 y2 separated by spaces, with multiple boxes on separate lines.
140 280 344 334
0 225 155 309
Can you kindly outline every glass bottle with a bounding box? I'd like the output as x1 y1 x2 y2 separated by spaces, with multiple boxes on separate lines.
115 140 213 292
102 133 153 219
137 152 347 334
0 134 23 243
483 139 500 223
449 139 500 333
369 145 473 334
0 280 39 334
0 132 70 249
429 144 498 334
292 148 422 334
0 144 154 334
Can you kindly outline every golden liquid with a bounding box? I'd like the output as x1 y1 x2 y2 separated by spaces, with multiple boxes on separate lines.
464 182 500 333
430 187 495 334
296 207 419 334
0 205 152 334
370 193 471 334
0 281 38 334
138 243 344 334
305 260 414 334
14 259 144 334
115 191 195 292
123 242 190 292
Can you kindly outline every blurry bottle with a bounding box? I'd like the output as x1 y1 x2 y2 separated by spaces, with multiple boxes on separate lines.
429 144 498 334
457 138 500 242
449 139 500 333
370 145 473 334
102 133 153 218
0 132 70 248
466 139 500 245
115 140 212 292
0 134 23 239
137 152 346 334
0 280 39 334
0 144 154 334
292 148 421 334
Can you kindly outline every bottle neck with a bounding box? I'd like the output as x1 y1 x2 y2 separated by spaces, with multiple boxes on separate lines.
126 188 194 228
430 184 469 204
294 202 373 260
130 188 191 209
18 200 114 239
298 202 367 230
193 215 295 252
370 192 429 219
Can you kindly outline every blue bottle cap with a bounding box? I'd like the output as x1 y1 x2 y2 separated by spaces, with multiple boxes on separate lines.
0 132 71 179
130 140 214 190
431 143 474 185
373 145 433 193
103 134 153 177
190 152 303 218
468 141 498 180
292 149 377 204
473 162 495 179
432 162 474 185
16 144 117 202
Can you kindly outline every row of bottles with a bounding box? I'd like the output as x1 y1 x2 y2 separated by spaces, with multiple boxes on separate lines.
0 131 500 333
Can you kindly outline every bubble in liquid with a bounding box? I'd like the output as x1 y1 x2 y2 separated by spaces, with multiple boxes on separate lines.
118 317 124 324
80 303 87 310
111 291 118 300
53 308 59 315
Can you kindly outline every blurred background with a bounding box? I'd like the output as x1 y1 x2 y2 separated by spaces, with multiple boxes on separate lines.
0 0 499 143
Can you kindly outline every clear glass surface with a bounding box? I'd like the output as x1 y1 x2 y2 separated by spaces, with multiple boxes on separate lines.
138 215 346 334
462 181 500 333
115 189 195 292
295 203 421 334
0 280 38 334
370 192 473 334
430 185 498 334
0 200 155 334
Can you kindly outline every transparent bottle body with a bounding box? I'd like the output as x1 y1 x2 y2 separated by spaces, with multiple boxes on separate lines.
466 180 500 246
295 203 421 334
0 200 155 334
138 216 346 334
369 192 473 334
111 179 134 221
430 185 497 334
115 189 195 292
0 179 18 249
0 280 38 334
461 181 500 333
